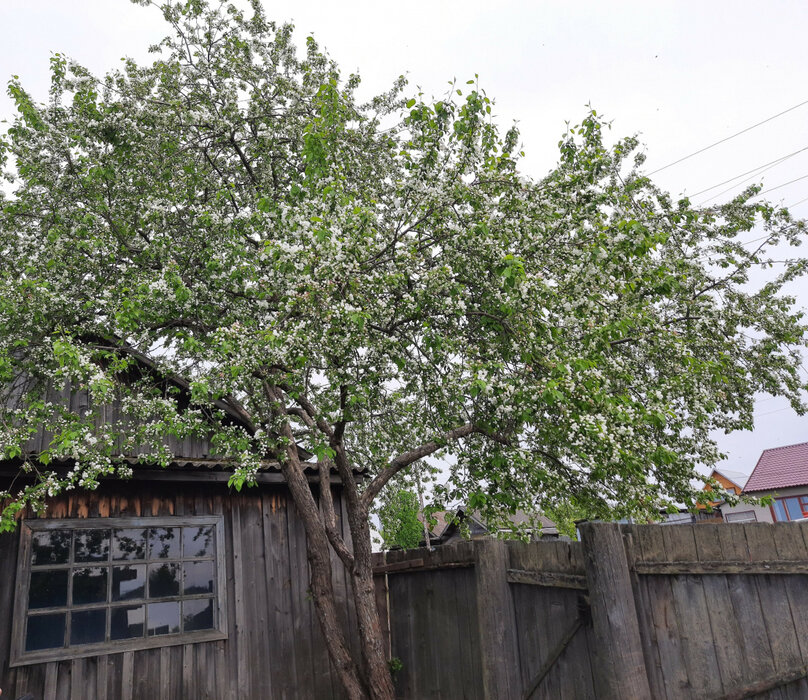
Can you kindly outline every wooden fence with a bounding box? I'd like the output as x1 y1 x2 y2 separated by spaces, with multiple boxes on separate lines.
372 522 808 700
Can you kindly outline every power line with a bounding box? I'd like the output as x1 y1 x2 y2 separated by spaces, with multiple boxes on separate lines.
689 146 808 198
697 155 803 205
787 195 808 208
758 172 808 197
647 98 808 176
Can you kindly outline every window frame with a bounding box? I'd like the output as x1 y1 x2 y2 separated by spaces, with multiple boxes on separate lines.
770 495 808 522
11 515 228 667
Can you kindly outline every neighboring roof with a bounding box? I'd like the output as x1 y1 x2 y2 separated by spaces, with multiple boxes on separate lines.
712 469 748 491
420 507 559 542
4 342 328 475
744 441 808 493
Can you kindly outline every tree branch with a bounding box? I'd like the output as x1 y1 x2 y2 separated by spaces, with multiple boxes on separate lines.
360 423 479 508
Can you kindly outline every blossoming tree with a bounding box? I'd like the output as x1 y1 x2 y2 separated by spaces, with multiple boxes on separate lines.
1 1 806 697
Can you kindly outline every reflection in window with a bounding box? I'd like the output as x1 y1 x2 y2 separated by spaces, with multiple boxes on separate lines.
111 605 145 640
112 565 146 601
183 525 214 558
148 563 180 598
183 561 214 595
72 567 108 605
18 518 222 661
147 602 181 636
75 530 110 562
26 613 66 651
31 531 71 565
149 528 181 559
71 609 107 645
183 598 214 632
29 570 68 609
113 528 147 560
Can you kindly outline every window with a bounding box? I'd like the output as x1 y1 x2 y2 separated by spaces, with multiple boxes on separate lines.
724 510 758 523
11 516 227 666
771 495 808 522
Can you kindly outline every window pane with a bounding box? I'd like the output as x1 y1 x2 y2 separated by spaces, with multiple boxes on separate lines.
26 613 66 651
149 528 180 559
31 531 71 565
785 497 804 521
183 525 215 558
112 565 146 601
29 570 68 609
183 561 214 595
774 499 789 521
72 567 108 605
70 609 106 645
183 598 214 632
113 528 148 561
75 530 110 562
148 563 180 598
110 605 145 640
147 602 180 636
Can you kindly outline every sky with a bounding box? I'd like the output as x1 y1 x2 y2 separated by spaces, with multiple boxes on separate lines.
2 0 808 478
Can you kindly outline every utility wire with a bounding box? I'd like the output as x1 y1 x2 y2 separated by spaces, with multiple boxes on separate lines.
689 146 808 198
697 155 799 205
788 195 808 208
647 98 808 176
758 173 808 197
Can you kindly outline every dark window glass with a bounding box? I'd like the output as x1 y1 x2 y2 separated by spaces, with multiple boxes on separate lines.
149 528 180 559
75 530 110 562
113 529 147 561
183 525 214 558
29 570 68 609
110 605 145 640
26 613 66 651
183 598 214 632
70 609 106 645
785 497 804 521
183 561 214 595
147 602 180 636
72 567 108 605
774 499 789 521
31 531 71 565
112 565 146 601
148 563 180 598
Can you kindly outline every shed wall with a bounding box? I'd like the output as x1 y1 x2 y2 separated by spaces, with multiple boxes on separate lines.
0 480 354 700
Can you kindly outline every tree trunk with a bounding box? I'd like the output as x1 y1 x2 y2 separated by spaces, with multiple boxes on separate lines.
345 494 397 700
278 458 370 699
271 406 395 699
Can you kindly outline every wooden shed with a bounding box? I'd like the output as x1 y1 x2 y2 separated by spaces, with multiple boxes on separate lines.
0 367 358 699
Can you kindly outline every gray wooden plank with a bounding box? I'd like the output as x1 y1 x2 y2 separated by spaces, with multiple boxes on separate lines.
693 524 749 695
121 651 134 700
634 525 692 699
622 525 666 700
744 525 803 678
230 496 251 699
286 489 320 697
661 525 724 698
263 489 298 699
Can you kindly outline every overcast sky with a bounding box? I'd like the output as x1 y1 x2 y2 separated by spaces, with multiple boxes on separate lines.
2 0 808 477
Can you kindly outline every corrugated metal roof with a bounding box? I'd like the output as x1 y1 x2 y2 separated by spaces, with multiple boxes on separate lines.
743 441 808 492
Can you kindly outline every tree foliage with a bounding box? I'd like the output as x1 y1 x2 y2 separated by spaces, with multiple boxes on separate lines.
377 487 423 550
1 1 807 696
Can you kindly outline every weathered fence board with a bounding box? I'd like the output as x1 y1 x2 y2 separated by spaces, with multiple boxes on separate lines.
374 522 808 699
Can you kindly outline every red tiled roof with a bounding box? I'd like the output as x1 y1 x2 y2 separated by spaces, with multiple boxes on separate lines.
743 441 808 493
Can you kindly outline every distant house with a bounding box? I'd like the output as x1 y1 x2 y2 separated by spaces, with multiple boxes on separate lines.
420 507 563 546
743 441 808 523
698 469 770 523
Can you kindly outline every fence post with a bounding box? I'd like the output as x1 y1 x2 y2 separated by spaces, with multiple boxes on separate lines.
579 522 651 700
474 539 521 699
